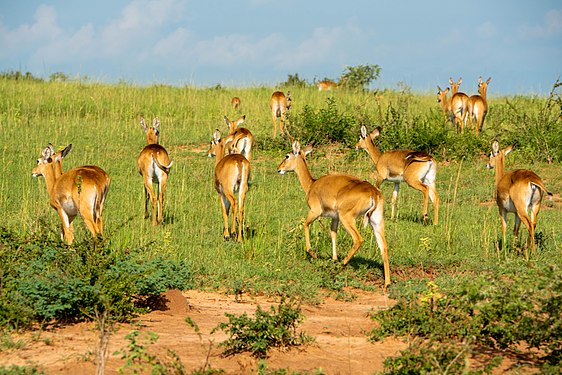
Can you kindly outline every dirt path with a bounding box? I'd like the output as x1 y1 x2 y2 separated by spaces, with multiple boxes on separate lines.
1 289 406 374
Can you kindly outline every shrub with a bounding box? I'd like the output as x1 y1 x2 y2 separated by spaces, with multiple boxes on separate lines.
281 73 309 88
212 298 313 358
370 264 562 372
287 97 358 147
0 227 194 329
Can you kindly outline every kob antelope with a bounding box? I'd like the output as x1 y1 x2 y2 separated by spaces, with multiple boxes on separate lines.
449 77 469 132
269 91 291 137
317 80 337 91
486 141 552 255
356 126 439 224
223 115 254 161
208 129 250 242
231 97 241 110
467 76 491 135
436 86 453 124
277 141 390 289
138 117 173 225
32 144 110 245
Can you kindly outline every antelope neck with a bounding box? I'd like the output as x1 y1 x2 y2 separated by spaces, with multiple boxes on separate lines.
294 156 315 193
214 142 227 166
364 137 383 164
494 153 505 187
41 163 59 198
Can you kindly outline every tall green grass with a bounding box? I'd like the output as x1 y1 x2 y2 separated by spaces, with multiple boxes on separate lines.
0 77 560 301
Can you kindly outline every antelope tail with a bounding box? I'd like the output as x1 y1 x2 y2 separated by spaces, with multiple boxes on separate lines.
531 181 553 196
152 154 173 173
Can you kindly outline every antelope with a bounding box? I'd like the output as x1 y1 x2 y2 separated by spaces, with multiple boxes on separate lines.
223 115 254 161
356 126 439 224
486 141 552 255
32 144 110 245
208 129 250 242
269 91 291 137
467 76 491 135
436 86 454 124
277 141 390 289
318 80 337 91
449 77 469 132
231 97 241 110
138 117 173 225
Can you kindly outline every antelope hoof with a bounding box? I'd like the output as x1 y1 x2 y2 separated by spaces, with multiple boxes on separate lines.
306 248 318 259
422 214 429 225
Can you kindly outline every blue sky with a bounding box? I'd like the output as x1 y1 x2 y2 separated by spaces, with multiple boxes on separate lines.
1 0 561 95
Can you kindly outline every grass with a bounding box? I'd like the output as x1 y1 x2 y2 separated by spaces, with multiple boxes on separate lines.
0 78 560 303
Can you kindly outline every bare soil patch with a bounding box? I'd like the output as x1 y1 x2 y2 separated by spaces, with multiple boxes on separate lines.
1 289 406 374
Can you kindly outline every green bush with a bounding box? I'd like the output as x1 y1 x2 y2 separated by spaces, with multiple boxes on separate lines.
370 264 562 372
212 298 313 358
0 227 194 329
0 366 44 375
287 97 358 147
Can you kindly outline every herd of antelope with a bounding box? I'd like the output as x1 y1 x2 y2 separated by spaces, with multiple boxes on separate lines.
32 79 553 289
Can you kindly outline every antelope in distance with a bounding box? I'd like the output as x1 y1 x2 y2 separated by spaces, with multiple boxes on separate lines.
436 85 453 124
269 91 291 137
231 96 241 110
277 141 390 289
32 144 110 245
356 126 439 225
317 80 337 91
449 77 469 132
208 129 250 242
138 117 173 225
486 141 552 256
467 76 491 135
223 115 254 161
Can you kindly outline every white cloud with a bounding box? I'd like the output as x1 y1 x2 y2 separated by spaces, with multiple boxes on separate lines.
519 9 562 38
34 24 96 63
152 27 192 58
276 26 346 68
476 21 497 39
0 5 62 56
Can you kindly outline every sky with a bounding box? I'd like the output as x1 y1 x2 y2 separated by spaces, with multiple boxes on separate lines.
1 0 561 95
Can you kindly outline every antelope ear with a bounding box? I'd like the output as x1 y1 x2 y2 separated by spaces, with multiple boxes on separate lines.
237 115 245 126
224 116 230 126
437 85 442 92
491 141 500 154
504 145 513 155
292 141 301 155
372 127 382 138
458 77 462 84
140 117 147 131
478 76 483 84
360 125 367 138
448 78 453 85
153 118 160 129
213 129 221 142
42 145 53 160
61 144 73 158
486 77 492 84
302 144 313 156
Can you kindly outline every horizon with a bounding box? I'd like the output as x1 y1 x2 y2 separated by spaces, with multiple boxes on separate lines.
1 1 561 95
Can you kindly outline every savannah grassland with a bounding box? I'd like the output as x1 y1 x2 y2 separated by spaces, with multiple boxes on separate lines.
0 76 561 372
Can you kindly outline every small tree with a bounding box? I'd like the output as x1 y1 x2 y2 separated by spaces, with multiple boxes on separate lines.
338 64 381 91
282 73 309 88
